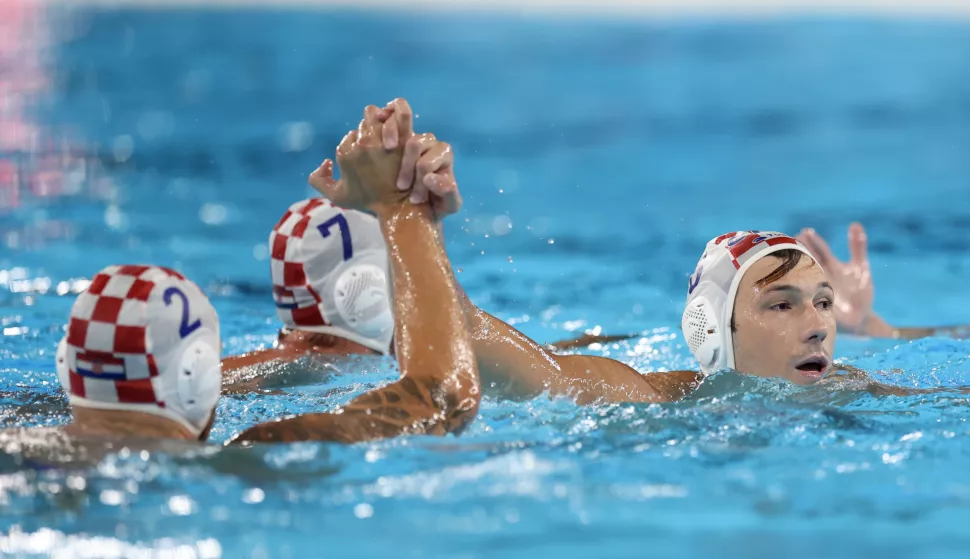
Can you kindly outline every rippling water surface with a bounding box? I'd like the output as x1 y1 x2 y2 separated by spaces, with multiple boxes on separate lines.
1 7 969 558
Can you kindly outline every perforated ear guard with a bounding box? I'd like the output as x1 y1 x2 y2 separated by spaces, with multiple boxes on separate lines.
169 333 222 433
333 261 393 341
681 296 723 375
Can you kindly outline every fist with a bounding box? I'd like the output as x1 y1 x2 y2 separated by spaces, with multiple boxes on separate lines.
309 105 408 214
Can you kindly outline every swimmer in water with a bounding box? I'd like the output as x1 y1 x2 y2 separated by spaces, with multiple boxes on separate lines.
357 98 967 404
795 224 969 340
6 158 483 450
220 108 630 389
228 106 479 443
0 265 223 465
221 195 629 391
220 199 398 390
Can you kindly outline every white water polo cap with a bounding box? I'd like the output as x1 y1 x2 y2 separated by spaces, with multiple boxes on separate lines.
269 198 394 354
56 265 222 438
681 231 814 375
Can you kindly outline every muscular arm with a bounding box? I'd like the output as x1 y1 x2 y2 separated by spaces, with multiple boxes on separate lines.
459 294 692 404
423 218 688 404
830 364 970 397
857 313 970 340
545 332 638 351
231 204 479 444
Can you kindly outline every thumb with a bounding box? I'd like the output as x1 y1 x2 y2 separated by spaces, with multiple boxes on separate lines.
308 159 346 201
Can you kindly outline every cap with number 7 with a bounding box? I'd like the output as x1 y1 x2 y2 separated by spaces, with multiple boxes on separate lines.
269 198 394 355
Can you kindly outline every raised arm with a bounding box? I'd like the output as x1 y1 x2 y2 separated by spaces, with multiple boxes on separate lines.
797 224 969 340
231 106 478 444
374 100 694 405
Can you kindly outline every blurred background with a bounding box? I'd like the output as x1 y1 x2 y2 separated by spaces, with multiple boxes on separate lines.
3 1 969 332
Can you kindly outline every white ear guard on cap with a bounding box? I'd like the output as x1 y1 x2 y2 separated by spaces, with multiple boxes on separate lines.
166 332 222 435
312 250 394 354
334 261 394 342
681 295 722 372
681 231 814 376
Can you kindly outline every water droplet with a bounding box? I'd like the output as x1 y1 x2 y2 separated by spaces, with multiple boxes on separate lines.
243 487 265 504
199 203 228 225
492 215 513 236
354 503 374 519
168 495 196 516
100 490 124 506
112 135 134 162
104 205 128 231
278 121 314 152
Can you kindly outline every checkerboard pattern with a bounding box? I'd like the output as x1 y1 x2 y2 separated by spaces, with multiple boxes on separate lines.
270 198 332 329
64 265 186 407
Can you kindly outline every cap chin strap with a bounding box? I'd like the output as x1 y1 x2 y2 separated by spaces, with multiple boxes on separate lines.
55 337 221 439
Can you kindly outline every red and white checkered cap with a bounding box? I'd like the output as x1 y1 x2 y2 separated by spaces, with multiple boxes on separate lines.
55 265 222 437
269 198 393 354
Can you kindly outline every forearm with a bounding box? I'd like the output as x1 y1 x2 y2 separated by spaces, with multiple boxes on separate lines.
456 290 664 403
231 375 475 443
546 332 638 351
435 222 662 403
382 203 477 391
460 299 563 399
857 313 970 340
432 226 558 397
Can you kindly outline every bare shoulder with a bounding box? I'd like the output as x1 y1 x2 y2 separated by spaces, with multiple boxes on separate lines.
641 370 703 401
553 355 694 404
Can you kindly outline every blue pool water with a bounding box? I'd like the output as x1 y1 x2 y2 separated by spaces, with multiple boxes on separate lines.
2 6 970 557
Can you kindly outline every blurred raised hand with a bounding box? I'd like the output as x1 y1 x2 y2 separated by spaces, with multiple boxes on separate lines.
797 223 877 335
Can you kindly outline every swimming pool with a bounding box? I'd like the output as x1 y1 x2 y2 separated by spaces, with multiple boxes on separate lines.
2 5 970 557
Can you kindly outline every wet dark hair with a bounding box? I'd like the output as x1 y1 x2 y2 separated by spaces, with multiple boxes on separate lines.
730 249 804 332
